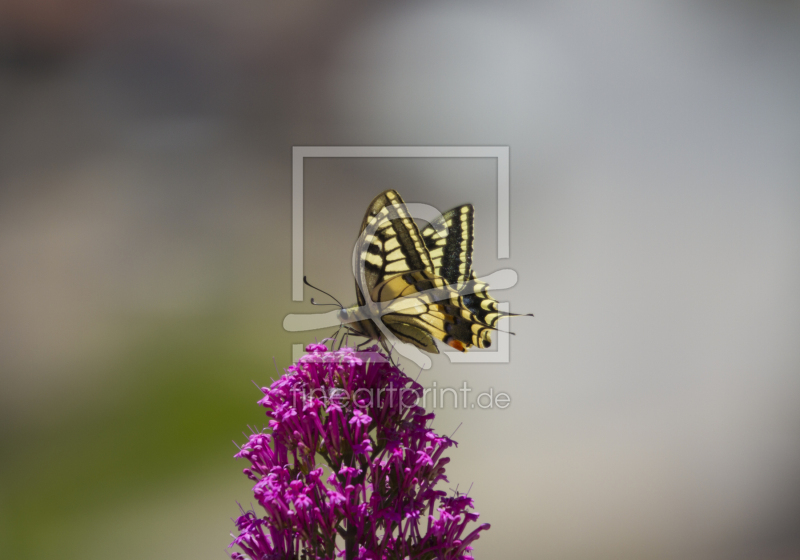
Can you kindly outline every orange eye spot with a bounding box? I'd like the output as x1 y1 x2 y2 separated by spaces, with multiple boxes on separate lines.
447 339 466 352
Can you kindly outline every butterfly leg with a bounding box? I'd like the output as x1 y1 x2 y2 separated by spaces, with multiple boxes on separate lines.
378 338 401 369
325 325 343 350
339 328 358 350
338 326 366 350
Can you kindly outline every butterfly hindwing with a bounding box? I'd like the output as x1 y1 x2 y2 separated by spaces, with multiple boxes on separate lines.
377 271 494 351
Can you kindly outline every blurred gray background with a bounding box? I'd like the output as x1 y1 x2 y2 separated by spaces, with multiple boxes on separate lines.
1 1 799 559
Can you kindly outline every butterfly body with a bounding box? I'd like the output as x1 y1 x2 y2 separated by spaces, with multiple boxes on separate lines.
341 190 526 356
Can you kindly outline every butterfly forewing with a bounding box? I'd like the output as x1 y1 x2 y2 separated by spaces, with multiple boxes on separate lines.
420 204 475 285
356 190 433 307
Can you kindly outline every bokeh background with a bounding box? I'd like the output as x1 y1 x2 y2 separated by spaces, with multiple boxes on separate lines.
2 1 800 559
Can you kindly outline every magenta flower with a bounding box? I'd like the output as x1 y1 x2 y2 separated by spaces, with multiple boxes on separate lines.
229 344 489 560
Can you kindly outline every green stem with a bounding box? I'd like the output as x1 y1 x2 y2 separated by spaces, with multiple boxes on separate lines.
344 521 357 560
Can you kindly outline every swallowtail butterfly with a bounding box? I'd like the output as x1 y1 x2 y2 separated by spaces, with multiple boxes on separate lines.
337 190 528 355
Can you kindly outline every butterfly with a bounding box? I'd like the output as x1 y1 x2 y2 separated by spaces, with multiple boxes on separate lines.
335 190 527 356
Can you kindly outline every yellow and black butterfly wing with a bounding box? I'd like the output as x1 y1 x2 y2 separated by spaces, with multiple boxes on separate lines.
420 204 475 284
420 204 524 345
354 190 444 352
373 270 496 353
355 190 433 307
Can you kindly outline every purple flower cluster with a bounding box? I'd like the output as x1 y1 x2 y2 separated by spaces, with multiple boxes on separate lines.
229 344 489 560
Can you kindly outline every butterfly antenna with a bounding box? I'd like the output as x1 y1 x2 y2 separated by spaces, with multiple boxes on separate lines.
311 299 340 307
304 276 344 308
